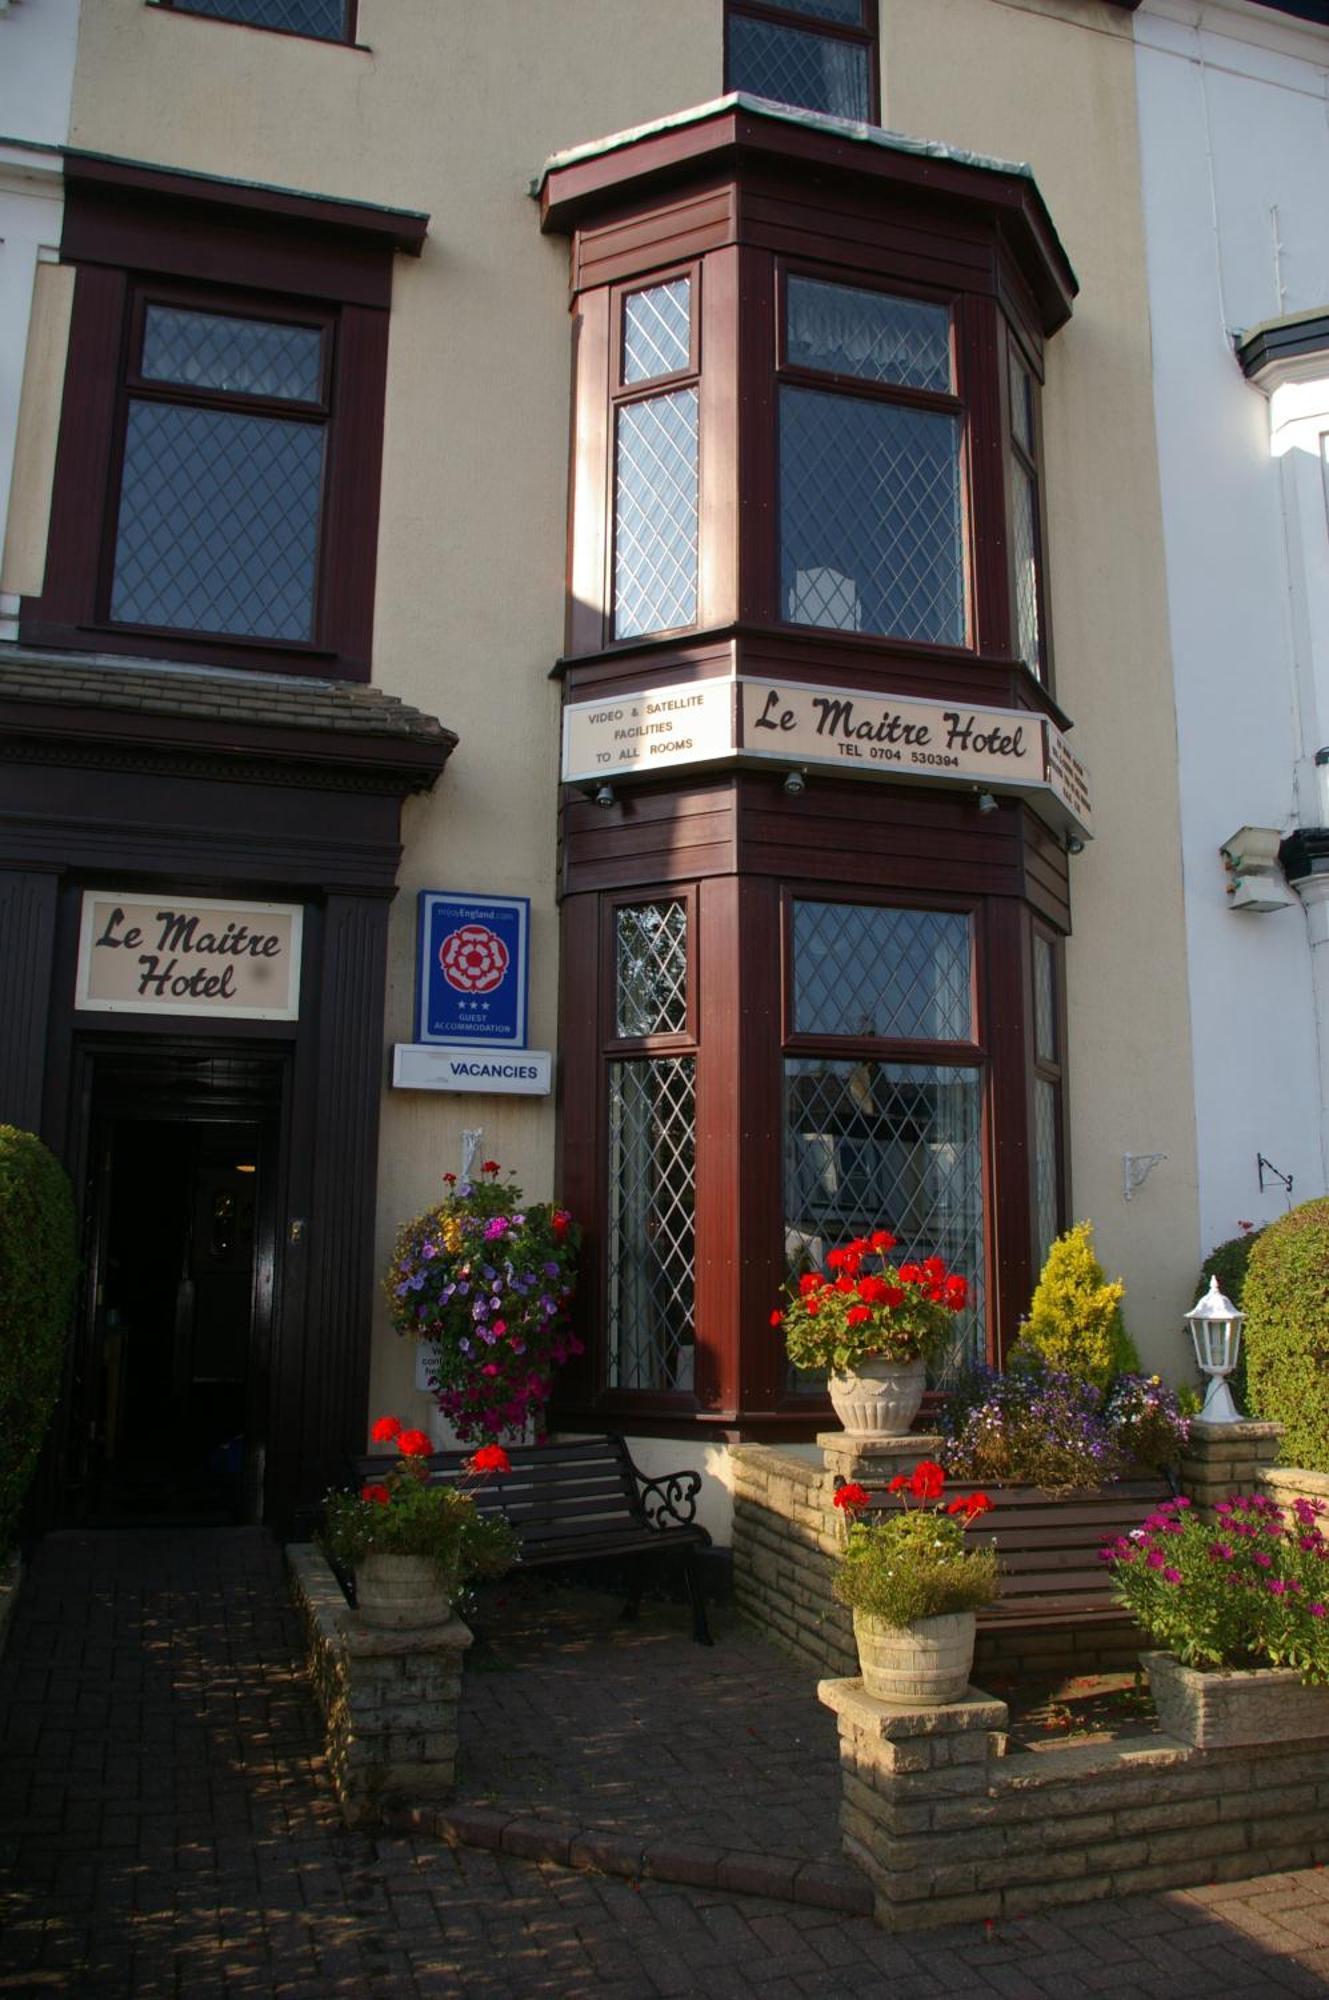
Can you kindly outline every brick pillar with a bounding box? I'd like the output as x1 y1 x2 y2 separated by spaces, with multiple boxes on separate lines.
1179 1419 1283 1516
819 1677 1010 1931
289 1545 471 1826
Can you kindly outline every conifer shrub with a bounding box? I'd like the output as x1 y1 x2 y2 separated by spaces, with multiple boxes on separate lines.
1010 1220 1138 1389
0 1127 77 1554
1243 1197 1329 1472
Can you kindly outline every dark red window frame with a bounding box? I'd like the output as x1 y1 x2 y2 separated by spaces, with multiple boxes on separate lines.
22 154 426 682
153 0 360 49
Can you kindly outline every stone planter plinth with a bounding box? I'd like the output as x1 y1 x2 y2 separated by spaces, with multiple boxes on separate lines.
1179 1419 1283 1517
288 1544 471 1825
819 1431 945 1486
1144 1650 1329 1751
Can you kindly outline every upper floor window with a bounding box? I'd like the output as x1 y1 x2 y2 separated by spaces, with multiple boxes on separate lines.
111 299 331 644
613 273 700 640
726 0 877 123
155 0 355 44
22 155 426 680
779 274 966 645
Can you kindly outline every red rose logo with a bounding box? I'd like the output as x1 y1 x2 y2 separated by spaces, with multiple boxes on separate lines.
439 923 510 995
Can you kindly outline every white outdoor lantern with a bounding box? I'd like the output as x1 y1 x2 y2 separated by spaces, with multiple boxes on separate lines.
1184 1275 1245 1424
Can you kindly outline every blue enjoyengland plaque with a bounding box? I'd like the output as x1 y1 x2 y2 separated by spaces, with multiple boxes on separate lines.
416 891 530 1047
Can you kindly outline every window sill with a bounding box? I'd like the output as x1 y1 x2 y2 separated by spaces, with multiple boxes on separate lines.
17 613 362 684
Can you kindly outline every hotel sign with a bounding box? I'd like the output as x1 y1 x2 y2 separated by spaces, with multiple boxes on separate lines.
76 893 303 1020
562 674 1092 841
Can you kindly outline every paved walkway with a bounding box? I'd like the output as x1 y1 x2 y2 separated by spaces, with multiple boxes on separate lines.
2 1529 1329 1997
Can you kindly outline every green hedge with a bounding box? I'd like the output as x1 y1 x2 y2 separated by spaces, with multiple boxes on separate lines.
1243 1198 1329 1473
0 1127 77 1553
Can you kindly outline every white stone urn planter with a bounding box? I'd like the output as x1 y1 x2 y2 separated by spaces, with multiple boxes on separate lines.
354 1552 457 1630
1144 1650 1329 1751
854 1608 976 1705
828 1356 926 1436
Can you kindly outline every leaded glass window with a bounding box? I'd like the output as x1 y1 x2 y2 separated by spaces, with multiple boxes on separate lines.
615 902 688 1039
109 305 329 643
727 13 871 122
607 1057 697 1391
623 279 691 386
780 387 964 642
786 278 951 394
1008 343 1046 679
1031 928 1063 1270
784 1058 985 1375
793 902 972 1041
162 0 352 41
614 389 699 638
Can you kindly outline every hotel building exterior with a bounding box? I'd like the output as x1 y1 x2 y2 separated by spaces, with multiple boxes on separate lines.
0 0 1213 1538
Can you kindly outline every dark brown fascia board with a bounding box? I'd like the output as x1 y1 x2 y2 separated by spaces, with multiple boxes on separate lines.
62 148 430 256
0 693 456 794
538 101 1076 334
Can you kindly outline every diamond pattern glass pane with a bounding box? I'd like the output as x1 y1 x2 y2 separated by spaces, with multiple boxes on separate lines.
172 0 349 39
780 386 965 644
1034 934 1056 1064
794 902 972 1041
1034 1077 1060 1270
616 902 688 1039
142 307 322 403
1012 459 1042 675
771 0 864 22
608 1058 696 1391
111 399 324 640
615 389 699 639
787 278 950 393
624 280 691 385
784 1058 985 1377
728 16 870 120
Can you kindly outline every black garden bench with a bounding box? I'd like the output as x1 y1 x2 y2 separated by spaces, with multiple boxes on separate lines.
352 1433 714 1643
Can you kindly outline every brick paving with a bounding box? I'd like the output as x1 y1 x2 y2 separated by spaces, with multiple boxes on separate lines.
2 1528 1329 1996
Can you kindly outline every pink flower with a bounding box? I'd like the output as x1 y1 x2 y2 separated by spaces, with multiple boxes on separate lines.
1163 1567 1182 1585
1254 1552 1273 1569
1310 1605 1327 1619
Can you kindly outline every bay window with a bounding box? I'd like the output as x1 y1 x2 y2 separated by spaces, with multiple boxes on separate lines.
725 0 878 122
542 100 1078 1435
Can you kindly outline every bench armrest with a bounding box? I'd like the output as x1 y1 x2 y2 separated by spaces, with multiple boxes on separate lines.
633 1465 704 1530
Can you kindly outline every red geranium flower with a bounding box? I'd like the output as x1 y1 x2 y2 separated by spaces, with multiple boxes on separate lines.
360 1482 391 1506
857 1275 890 1305
798 1272 824 1296
370 1415 401 1444
846 1305 871 1326
882 1285 906 1309
769 1310 783 1327
397 1428 432 1458
869 1229 897 1251
950 1491 992 1522
909 1459 945 1502
469 1444 511 1474
888 1473 909 1493
923 1256 945 1282
833 1481 870 1513
481 1160 501 1176
898 1262 923 1285
442 1172 457 1186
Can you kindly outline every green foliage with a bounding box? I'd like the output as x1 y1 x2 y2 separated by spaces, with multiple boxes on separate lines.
1012 1221 1137 1389
834 1510 1000 1626
0 1128 77 1555
1197 1226 1265 1411
1107 1491 1329 1682
322 1465 515 1591
1243 1198 1329 1471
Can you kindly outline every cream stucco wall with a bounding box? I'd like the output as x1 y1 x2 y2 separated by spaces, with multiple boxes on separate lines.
884 0 1200 1372
66 0 723 1428
54 0 1196 1462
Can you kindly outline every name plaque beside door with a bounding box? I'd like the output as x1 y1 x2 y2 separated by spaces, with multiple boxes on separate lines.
75 892 303 1020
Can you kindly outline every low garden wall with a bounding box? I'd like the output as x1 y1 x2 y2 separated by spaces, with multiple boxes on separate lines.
820 1675 1329 1931
287 1543 470 1826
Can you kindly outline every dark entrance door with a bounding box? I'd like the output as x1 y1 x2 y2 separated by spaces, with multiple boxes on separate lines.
75 1046 284 1525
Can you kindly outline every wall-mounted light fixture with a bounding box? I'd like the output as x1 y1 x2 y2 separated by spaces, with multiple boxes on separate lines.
1067 835 1086 856
1220 825 1294 912
976 790 997 815
594 783 615 809
783 768 807 797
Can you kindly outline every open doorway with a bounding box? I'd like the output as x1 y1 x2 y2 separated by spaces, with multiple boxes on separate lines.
76 1047 284 1524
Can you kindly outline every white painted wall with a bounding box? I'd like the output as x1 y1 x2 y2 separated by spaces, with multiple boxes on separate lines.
1134 0 1329 1261
0 0 78 636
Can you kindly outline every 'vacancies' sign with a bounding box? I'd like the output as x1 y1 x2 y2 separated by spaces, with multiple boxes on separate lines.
76 893 303 1020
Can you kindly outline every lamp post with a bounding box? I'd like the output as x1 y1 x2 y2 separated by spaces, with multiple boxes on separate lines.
1184 1275 1246 1424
